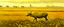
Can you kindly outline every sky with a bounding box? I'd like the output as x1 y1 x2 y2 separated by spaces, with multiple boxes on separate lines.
0 0 64 7
0 0 64 2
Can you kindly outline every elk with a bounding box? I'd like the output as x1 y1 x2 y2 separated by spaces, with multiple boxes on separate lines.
27 12 48 21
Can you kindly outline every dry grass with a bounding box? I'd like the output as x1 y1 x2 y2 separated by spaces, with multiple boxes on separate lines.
0 18 64 27
0 7 64 27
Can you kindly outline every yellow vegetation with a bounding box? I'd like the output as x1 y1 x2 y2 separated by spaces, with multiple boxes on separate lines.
0 7 64 20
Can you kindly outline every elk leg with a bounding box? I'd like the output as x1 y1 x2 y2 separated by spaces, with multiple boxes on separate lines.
44 16 48 21
35 18 37 22
33 18 37 22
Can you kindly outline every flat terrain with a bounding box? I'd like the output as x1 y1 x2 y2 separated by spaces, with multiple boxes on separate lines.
0 7 64 20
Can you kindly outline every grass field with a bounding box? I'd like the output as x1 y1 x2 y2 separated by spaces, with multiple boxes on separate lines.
0 7 64 20
0 18 64 27
0 7 64 27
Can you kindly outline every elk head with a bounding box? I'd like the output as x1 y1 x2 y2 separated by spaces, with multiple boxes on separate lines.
27 11 32 16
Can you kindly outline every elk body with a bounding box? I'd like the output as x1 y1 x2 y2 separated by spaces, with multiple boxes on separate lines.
27 12 48 21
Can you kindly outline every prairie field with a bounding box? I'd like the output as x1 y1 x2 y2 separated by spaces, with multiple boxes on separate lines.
0 7 64 27
0 7 64 20
0 18 64 27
